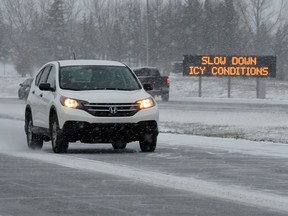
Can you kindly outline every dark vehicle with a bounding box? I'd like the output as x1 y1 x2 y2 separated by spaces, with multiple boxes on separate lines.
133 67 170 101
18 78 33 100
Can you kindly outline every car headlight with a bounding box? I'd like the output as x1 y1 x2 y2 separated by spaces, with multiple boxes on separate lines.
137 97 155 109
60 96 86 109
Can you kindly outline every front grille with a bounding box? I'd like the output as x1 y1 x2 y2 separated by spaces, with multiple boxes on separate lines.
82 103 140 117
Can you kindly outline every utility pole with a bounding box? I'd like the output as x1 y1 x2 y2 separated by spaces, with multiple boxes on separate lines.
146 0 149 66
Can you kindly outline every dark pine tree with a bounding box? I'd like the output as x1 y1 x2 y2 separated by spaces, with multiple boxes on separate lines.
202 0 219 54
44 0 68 61
222 0 239 55
109 19 123 62
181 0 203 55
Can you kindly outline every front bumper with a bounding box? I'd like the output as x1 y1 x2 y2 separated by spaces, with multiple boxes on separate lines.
57 103 159 129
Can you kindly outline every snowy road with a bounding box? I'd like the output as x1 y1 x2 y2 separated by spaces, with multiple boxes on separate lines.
0 98 288 215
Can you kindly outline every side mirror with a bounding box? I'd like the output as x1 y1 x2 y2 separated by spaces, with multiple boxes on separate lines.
19 83 23 87
39 83 54 91
143 83 153 91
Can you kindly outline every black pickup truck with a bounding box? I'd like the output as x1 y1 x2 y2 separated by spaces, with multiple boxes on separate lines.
133 67 170 101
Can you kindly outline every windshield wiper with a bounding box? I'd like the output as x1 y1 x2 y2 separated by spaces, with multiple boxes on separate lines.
102 88 139 91
92 88 129 90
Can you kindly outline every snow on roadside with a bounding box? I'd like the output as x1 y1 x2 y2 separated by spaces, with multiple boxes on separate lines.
160 133 288 158
169 73 288 101
0 76 31 98
159 108 288 144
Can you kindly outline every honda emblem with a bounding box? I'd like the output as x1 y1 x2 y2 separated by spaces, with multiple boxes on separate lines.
109 106 118 114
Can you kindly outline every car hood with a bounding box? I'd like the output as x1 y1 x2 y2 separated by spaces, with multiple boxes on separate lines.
59 89 151 103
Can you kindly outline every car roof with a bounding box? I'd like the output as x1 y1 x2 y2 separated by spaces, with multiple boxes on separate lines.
56 60 126 67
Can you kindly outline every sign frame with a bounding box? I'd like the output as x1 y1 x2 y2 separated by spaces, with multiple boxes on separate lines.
183 55 276 78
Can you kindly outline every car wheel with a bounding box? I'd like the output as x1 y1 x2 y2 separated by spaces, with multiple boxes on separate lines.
26 113 43 150
50 114 68 153
161 94 169 102
112 140 127 150
139 134 157 152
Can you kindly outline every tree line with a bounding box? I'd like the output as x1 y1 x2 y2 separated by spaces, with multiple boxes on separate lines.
0 0 287 79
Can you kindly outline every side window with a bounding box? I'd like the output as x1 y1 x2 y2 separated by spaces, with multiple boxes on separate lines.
46 66 56 89
35 69 44 87
39 66 52 85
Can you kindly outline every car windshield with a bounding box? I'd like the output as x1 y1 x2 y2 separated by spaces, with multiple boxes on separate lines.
59 65 141 91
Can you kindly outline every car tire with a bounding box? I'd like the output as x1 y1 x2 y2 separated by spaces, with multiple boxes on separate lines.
50 114 68 153
139 134 157 152
26 113 43 150
161 94 169 102
112 140 127 150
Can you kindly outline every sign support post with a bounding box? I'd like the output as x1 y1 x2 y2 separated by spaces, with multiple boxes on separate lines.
228 77 231 98
198 76 202 97
256 77 266 99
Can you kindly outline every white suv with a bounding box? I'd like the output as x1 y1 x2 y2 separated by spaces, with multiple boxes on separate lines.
25 60 159 153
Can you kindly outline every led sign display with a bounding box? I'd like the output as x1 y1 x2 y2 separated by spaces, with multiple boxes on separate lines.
183 55 276 77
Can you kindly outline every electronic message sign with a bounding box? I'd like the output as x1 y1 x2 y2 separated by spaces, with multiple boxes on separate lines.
183 55 276 77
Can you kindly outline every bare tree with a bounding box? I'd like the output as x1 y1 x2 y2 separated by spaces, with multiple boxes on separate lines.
2 0 36 31
2 0 38 76
237 0 286 54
